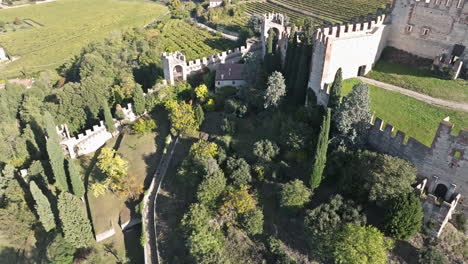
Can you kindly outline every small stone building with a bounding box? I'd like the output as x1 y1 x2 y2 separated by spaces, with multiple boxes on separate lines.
215 63 246 89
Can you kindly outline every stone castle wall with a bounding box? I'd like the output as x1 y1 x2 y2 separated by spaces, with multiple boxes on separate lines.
308 12 390 106
0 47 9 62
389 0 468 62
162 40 261 85
368 117 468 215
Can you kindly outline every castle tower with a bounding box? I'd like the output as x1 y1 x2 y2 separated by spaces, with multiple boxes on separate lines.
162 51 187 85
261 13 288 60
0 47 9 62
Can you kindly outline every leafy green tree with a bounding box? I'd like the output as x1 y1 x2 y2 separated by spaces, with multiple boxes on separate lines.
132 119 156 135
240 208 264 235
44 112 68 191
67 159 85 198
219 185 257 223
0 165 38 251
331 150 417 202
384 192 423 240
57 192 93 248
247 14 262 35
226 157 251 185
181 203 225 263
165 100 199 136
195 84 209 103
253 140 279 162
102 100 115 133
133 85 145 115
333 223 392 264
304 195 366 261
190 140 218 160
310 108 331 189
264 71 286 109
280 179 312 210
195 104 205 127
46 234 75 264
332 82 372 148
29 181 56 232
328 68 343 109
197 170 226 206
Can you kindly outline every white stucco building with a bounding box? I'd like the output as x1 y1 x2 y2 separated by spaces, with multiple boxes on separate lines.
215 63 246 90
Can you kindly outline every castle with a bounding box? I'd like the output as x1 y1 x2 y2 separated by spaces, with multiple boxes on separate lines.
310 0 468 105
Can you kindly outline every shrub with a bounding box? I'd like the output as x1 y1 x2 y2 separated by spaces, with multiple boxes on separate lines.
454 214 467 232
279 179 312 210
204 98 216 111
418 244 448 264
220 117 236 135
226 157 251 185
240 208 264 235
132 119 156 135
384 192 423 240
253 139 279 162
333 224 393 264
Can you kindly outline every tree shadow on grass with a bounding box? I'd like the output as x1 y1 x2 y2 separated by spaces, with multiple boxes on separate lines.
391 240 419 264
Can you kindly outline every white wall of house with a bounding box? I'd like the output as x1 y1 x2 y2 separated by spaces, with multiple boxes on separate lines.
215 79 246 89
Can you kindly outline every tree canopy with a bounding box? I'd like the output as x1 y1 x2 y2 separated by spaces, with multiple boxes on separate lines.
384 192 423 240
333 223 392 264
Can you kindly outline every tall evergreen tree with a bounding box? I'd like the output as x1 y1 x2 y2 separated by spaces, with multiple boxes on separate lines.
283 28 296 76
264 71 286 109
333 83 372 148
44 112 68 191
194 104 205 127
57 192 93 248
384 192 423 240
29 181 56 232
133 85 145 115
67 159 85 198
102 100 115 133
328 68 343 109
310 108 331 189
292 44 311 104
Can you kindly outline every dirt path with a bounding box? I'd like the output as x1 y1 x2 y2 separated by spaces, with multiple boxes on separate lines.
358 77 468 112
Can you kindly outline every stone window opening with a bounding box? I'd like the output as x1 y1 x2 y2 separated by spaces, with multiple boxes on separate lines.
421 28 430 37
434 184 448 199
232 81 236 85
405 25 413 33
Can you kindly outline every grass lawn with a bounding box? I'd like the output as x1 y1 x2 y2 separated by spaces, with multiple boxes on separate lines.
366 61 468 103
343 78 468 146
0 0 168 78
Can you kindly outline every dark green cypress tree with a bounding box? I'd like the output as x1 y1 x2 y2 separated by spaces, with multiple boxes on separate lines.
284 30 297 78
310 108 331 189
102 100 115 133
67 159 85 198
194 104 205 127
44 112 68 192
384 192 423 240
133 85 145 115
30 181 56 232
292 43 311 105
57 192 93 248
328 68 343 109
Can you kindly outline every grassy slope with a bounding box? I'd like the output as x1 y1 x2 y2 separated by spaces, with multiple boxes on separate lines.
343 78 468 146
366 61 468 104
0 0 168 78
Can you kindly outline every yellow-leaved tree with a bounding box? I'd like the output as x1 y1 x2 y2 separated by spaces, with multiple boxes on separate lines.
165 100 199 136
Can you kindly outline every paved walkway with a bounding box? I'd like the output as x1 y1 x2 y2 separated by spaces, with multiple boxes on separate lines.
358 77 468 113
143 136 179 264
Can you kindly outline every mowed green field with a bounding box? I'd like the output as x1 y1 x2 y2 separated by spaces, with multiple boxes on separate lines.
0 0 168 78
366 61 468 104
343 78 468 146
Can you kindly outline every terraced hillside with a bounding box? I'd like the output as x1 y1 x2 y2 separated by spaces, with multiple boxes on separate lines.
248 0 391 25
159 20 238 61
245 2 321 25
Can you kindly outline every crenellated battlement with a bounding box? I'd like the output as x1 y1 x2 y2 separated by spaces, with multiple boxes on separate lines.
313 10 388 46
162 40 261 85
368 116 468 217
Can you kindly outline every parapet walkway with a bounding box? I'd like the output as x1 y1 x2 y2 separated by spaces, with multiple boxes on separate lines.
358 77 468 113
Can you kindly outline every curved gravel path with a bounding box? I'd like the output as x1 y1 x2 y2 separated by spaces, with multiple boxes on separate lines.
358 77 468 113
